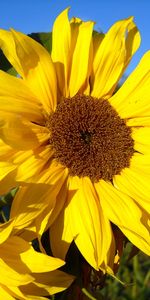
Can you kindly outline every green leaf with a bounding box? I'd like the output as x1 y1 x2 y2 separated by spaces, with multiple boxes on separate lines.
0 187 17 208
0 49 16 74
29 32 52 53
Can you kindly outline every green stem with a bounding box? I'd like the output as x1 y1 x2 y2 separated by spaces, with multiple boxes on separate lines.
82 288 97 300
0 210 7 222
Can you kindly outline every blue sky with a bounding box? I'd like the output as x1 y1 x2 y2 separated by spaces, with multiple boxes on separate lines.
0 0 150 75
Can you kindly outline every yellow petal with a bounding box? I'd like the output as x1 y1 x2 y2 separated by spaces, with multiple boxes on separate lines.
127 116 150 127
48 179 68 228
110 51 150 118
13 145 52 182
11 184 53 230
0 286 15 300
0 29 23 75
0 139 17 192
17 224 37 243
0 163 17 195
50 177 80 260
92 31 105 59
132 127 150 154
0 29 57 113
50 177 79 261
51 7 71 97
0 137 14 157
0 262 32 287
50 194 74 261
30 159 67 184
69 20 94 97
96 180 150 255
0 259 33 287
130 153 150 175
22 296 48 300
0 113 50 150
113 161 150 212
20 243 65 273
0 70 43 123
70 17 82 24
1 236 65 272
0 219 15 244
4 286 28 300
61 177 114 270
20 270 74 297
0 161 16 180
91 17 140 98
11 163 67 230
34 170 68 254
36 178 68 241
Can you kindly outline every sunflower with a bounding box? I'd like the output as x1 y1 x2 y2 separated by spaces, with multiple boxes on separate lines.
0 8 150 272
0 224 74 299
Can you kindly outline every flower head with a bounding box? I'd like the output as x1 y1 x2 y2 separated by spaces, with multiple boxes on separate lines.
0 8 149 272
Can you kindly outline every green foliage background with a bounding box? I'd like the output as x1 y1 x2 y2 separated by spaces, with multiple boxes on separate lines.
100 245 150 300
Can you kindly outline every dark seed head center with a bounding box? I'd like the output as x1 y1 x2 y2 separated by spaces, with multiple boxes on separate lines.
47 94 134 182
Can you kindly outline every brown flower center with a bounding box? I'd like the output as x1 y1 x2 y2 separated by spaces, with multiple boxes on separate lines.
47 94 134 182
